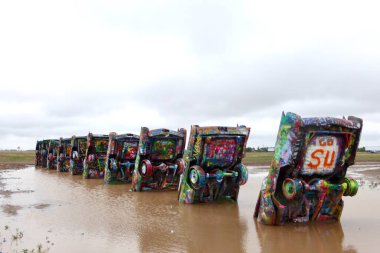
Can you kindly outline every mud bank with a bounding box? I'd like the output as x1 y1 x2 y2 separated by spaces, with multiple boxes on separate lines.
0 165 379 252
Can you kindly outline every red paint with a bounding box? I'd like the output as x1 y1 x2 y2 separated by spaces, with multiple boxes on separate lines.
318 138 334 146
307 149 323 169
323 150 335 167
307 149 336 169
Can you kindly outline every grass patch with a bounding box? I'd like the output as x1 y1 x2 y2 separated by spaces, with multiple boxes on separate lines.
243 152 274 166
0 151 35 164
355 152 380 162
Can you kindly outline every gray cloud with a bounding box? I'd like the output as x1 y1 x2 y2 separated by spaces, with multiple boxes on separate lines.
0 0 379 149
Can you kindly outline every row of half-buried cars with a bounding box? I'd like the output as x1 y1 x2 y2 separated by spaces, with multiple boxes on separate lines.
35 126 248 197
34 112 363 225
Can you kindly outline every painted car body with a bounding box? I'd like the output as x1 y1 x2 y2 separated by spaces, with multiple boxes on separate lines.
83 133 109 179
132 127 187 191
46 139 59 170
35 140 43 167
36 140 50 168
254 112 362 225
70 135 87 175
57 138 71 172
104 132 140 184
178 125 250 204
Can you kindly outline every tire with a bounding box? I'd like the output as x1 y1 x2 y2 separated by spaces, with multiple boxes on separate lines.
234 163 248 185
188 166 206 190
282 178 303 200
139 160 153 178
176 158 185 175
343 178 359 196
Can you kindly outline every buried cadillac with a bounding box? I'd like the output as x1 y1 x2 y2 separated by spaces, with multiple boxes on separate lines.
104 132 140 184
70 135 87 175
57 137 71 172
83 133 109 179
132 127 187 191
254 112 362 225
35 140 48 167
46 139 59 170
178 125 250 204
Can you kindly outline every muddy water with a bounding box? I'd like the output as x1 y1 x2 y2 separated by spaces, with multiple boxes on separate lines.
0 166 379 253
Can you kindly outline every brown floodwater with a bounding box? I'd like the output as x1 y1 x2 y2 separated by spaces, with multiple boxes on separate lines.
0 165 379 253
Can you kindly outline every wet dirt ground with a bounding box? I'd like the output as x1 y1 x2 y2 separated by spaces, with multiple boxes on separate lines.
0 165 379 253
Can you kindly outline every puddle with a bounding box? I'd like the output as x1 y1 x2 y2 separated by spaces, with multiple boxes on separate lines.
0 166 379 252
32 203 51 209
1 204 22 216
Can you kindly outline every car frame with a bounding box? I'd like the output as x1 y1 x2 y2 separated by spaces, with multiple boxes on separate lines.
254 112 362 225
104 132 140 184
46 139 59 170
83 133 109 179
178 125 251 204
70 135 87 175
36 139 50 168
35 140 43 167
132 127 187 191
57 137 71 172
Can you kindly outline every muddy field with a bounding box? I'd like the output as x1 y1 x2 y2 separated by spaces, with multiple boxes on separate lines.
0 164 379 253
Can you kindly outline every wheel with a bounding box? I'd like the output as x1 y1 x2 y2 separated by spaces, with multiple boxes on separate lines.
343 178 359 196
234 164 248 185
176 158 185 175
139 160 153 178
282 178 303 200
188 166 206 190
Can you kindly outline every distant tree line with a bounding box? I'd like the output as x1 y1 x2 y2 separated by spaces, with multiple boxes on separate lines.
246 147 270 152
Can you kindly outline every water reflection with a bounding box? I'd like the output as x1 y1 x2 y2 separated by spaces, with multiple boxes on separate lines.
178 203 247 253
255 221 357 253
133 191 186 253
1 167 378 252
132 191 248 253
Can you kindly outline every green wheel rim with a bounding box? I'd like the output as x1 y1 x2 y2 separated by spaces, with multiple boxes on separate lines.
282 179 296 200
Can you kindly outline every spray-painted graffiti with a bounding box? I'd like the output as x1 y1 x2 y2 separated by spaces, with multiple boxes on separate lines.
69 136 87 175
302 136 342 175
57 138 71 172
178 125 250 204
131 127 187 191
104 132 140 184
46 139 59 170
123 142 138 160
254 112 362 225
203 138 239 168
83 133 109 179
151 139 176 160
35 140 49 167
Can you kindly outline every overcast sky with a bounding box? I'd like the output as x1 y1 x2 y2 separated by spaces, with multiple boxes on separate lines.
1 0 379 150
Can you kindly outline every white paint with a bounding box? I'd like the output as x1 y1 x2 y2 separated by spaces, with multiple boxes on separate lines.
302 136 340 175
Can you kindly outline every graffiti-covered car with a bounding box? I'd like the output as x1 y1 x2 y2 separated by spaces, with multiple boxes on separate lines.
132 127 187 191
178 125 250 204
57 138 71 172
37 140 50 168
70 135 87 175
83 133 109 179
47 139 59 170
104 132 139 184
254 112 362 225
35 140 43 167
